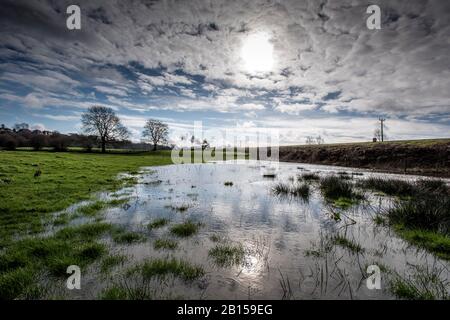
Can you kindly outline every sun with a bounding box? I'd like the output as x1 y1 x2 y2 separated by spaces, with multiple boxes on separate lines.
241 32 274 73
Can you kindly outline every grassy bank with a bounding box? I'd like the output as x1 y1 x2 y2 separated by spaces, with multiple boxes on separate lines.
279 138 450 177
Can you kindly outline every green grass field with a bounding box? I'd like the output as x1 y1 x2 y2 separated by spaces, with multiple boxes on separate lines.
0 150 172 240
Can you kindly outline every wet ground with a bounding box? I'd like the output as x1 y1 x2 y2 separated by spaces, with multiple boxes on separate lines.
65 161 450 299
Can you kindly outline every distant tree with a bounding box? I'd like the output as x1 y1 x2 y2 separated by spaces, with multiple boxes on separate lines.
49 133 71 152
142 119 169 151
30 134 47 151
316 135 324 145
14 123 29 131
201 139 210 151
0 134 18 150
305 136 315 145
81 106 129 153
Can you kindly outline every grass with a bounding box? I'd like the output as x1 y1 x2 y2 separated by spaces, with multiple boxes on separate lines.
78 200 108 216
0 150 172 299
101 282 154 300
153 238 178 250
319 176 363 208
299 173 320 181
0 150 172 238
208 243 245 267
273 182 310 201
170 221 202 237
390 264 449 300
358 177 416 197
111 227 145 244
394 226 450 261
0 222 111 298
129 258 204 281
147 218 170 230
101 254 127 273
332 235 364 254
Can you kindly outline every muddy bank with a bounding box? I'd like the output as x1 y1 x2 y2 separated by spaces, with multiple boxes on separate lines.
279 139 450 177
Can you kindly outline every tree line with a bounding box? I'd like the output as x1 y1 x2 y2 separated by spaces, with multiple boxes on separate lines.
0 106 169 152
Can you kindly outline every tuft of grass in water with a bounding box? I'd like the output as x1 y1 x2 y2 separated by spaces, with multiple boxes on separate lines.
55 222 112 240
154 238 178 250
147 218 170 230
101 254 127 273
224 181 234 186
208 243 245 267
0 267 36 300
333 197 359 209
390 264 449 300
358 177 416 197
165 204 190 212
273 182 290 195
107 198 130 207
77 200 107 216
129 258 204 281
319 176 363 203
394 226 450 261
170 221 202 237
111 227 145 244
53 213 70 226
299 173 320 181
373 215 386 225
273 182 310 201
332 235 364 254
209 234 223 243
101 282 154 300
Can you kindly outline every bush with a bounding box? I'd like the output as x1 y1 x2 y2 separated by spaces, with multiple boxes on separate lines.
30 135 48 151
0 134 18 150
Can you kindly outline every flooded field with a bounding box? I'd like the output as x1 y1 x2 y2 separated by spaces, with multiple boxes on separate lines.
60 161 449 300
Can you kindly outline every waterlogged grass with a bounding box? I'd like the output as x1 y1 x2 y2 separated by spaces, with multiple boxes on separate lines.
101 283 154 300
390 265 449 300
319 176 362 201
332 235 364 254
154 238 178 250
170 221 202 237
129 258 204 281
101 254 127 273
299 173 320 181
0 222 111 298
273 182 310 201
208 243 245 267
147 218 170 230
394 226 450 261
358 177 416 197
111 227 145 244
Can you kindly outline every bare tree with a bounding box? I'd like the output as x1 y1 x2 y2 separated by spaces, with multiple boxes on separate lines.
305 136 315 145
201 139 210 151
81 106 129 153
316 135 324 145
142 119 169 151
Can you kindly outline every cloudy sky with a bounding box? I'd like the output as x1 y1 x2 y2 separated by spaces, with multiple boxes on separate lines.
0 0 449 145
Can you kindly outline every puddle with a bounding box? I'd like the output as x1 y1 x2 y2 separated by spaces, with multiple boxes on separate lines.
66 161 450 299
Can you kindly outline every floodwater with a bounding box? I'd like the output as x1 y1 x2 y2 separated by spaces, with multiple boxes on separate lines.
78 161 450 299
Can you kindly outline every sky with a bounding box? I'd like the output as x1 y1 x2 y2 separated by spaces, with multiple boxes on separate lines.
0 0 449 146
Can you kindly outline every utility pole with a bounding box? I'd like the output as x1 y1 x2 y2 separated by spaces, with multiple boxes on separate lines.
379 117 386 142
